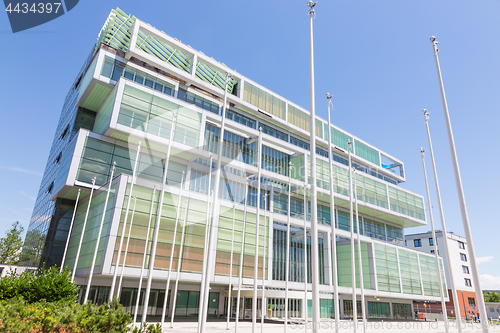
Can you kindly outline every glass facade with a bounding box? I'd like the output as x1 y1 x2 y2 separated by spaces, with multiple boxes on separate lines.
243 82 285 120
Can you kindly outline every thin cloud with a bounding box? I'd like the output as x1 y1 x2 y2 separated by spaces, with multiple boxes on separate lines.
21 191 36 201
477 256 494 265
0 166 43 176
480 274 500 290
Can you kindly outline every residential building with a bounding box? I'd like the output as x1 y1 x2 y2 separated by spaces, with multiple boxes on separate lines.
22 8 448 321
405 231 477 319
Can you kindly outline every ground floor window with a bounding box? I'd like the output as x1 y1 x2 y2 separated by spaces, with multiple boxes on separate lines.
343 300 362 319
392 303 412 319
367 301 390 319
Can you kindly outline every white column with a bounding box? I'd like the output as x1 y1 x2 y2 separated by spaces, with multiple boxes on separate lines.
61 189 81 272
170 198 190 328
422 109 463 331
227 205 236 330
160 172 186 326
303 183 308 331
420 147 449 332
117 195 138 297
110 142 142 301
326 94 340 330
353 169 366 333
235 179 250 333
261 194 268 333
430 37 488 333
141 113 177 326
133 187 156 323
252 128 263 333
72 177 96 282
84 162 117 304
200 73 232 333
285 162 292 333
348 141 357 333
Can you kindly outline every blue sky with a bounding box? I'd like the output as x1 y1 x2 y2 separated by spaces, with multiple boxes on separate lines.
1 1 499 287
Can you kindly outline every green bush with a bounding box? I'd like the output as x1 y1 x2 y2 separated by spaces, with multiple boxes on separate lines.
0 266 78 303
0 297 133 333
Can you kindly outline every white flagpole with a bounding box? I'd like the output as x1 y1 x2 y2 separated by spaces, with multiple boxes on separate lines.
84 161 117 304
170 198 190 328
307 1 320 329
326 94 340 331
423 110 463 332
133 187 156 323
198 154 213 333
61 188 81 272
353 169 366 333
285 163 292 333
200 73 231 333
252 128 263 333
227 204 236 330
72 177 96 283
117 195 138 297
303 183 308 331
430 37 488 333
420 147 449 333
261 193 268 333
235 178 250 333
110 142 142 301
348 140 357 333
160 171 186 326
142 112 178 326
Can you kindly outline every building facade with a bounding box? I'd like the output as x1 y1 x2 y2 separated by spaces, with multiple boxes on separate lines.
23 8 448 321
405 231 477 319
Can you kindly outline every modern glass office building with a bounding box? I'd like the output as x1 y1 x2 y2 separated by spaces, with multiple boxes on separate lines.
23 8 447 321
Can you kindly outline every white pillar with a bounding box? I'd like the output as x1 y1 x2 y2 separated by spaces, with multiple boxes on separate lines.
348 141 357 333
61 189 81 272
303 183 308 331
261 194 268 333
420 147 449 333
353 169 366 333
72 177 96 283
110 142 142 301
285 163 292 333
252 128 263 333
117 196 138 298
227 205 236 330
430 37 488 333
84 162 117 304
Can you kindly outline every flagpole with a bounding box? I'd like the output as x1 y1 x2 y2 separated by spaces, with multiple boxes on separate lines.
133 187 156 323
423 110 463 332
235 178 250 333
170 198 189 328
160 171 186 326
285 163 292 333
348 141 357 333
420 147 449 333
110 142 142 301
227 204 236 330
117 195 138 297
353 169 366 333
303 183 308 331
72 177 96 283
430 36 488 333
252 128 263 333
200 73 232 333
198 154 213 333
326 94 340 331
142 112 178 326
61 188 81 272
307 1 320 329
84 161 116 303
261 193 268 333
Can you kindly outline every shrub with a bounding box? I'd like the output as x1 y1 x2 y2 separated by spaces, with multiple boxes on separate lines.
0 266 78 303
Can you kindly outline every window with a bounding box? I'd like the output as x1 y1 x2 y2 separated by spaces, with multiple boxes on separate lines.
460 253 467 262
60 125 69 140
465 278 472 287
54 151 62 164
458 241 465 249
430 250 435 254
462 266 469 274
46 181 54 194
414 239 422 247
429 238 434 246
405 240 407 247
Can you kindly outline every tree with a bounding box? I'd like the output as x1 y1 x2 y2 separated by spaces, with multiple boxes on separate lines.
484 291 500 303
0 221 24 265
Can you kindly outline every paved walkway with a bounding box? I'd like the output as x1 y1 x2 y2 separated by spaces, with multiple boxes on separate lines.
134 320 500 332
